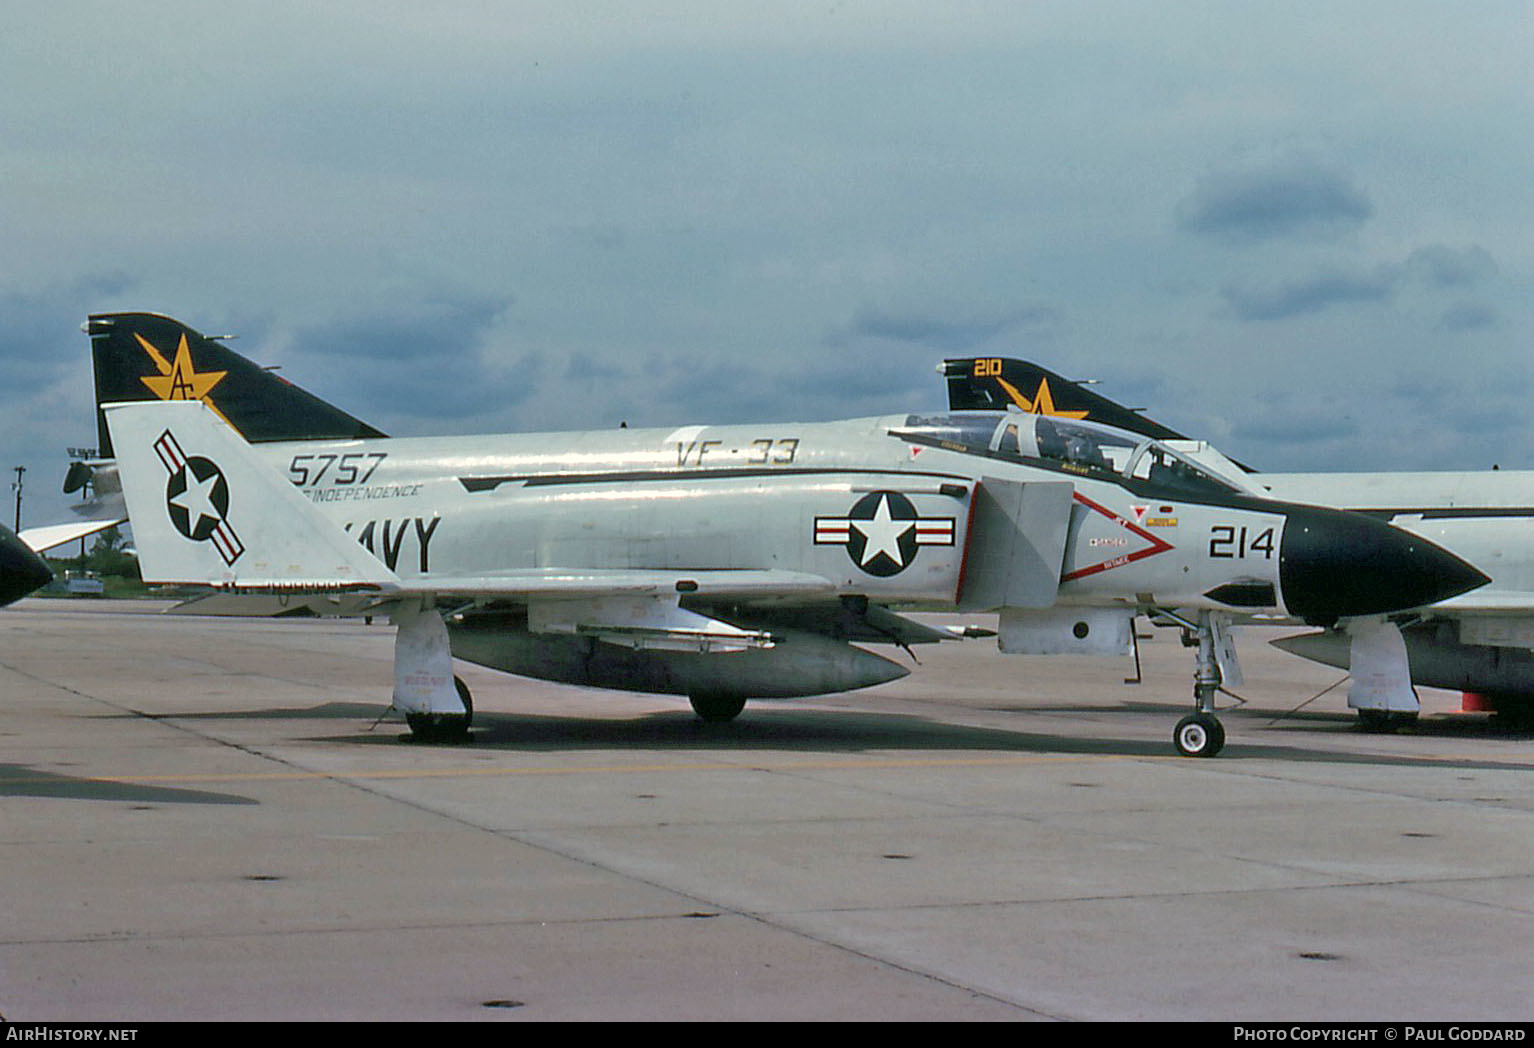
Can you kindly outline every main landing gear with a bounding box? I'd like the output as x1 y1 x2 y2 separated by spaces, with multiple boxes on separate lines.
393 603 474 742
1357 708 1418 734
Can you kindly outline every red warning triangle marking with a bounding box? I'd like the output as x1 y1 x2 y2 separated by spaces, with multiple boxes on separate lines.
1062 492 1174 581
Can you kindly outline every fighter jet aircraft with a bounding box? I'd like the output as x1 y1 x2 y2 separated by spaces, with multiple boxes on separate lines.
84 314 1486 755
0 523 54 607
942 356 1534 729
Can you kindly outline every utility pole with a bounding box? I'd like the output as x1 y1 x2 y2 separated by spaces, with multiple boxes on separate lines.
10 465 22 532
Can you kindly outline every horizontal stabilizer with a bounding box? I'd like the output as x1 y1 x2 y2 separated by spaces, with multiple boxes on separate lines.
18 518 125 554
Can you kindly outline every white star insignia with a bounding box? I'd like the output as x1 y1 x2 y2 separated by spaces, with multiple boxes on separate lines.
171 468 222 535
851 494 913 568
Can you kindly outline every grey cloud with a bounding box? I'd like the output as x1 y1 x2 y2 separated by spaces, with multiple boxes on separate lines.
1388 370 1527 417
1178 163 1372 242
777 349 931 405
1230 401 1359 446
1406 244 1498 288
1220 243 1504 326
646 347 935 427
290 296 529 423
296 296 508 363
835 305 1060 353
1221 267 1396 321
0 274 135 394
1439 302 1498 332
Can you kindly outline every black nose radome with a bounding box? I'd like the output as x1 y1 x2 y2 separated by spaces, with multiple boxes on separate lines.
1278 507 1489 623
0 526 52 608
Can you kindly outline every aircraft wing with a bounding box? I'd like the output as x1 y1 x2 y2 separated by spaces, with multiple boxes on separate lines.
166 567 838 616
163 570 959 656
396 567 838 600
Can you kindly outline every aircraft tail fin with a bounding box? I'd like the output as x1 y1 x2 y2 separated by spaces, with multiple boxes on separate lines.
939 357 1187 441
86 312 385 457
103 400 396 591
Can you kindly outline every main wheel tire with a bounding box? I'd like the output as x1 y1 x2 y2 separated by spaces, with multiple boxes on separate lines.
1357 709 1392 733
405 679 474 742
689 692 747 722
405 711 471 741
1173 713 1224 757
454 676 474 727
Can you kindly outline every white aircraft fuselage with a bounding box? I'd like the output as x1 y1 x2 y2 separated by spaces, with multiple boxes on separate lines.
84 315 1493 754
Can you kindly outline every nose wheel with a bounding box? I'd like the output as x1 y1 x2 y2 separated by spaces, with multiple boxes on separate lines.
1173 712 1225 757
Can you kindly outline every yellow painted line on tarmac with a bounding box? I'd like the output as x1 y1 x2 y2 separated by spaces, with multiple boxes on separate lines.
4 751 1523 790
0 752 1126 788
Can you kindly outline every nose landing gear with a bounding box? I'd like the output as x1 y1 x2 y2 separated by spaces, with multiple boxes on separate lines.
1162 608 1229 757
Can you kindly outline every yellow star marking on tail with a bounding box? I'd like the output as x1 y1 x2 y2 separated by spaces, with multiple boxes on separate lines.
133 332 235 428
996 376 1090 420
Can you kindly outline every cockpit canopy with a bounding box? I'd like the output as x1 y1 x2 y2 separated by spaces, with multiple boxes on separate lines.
891 412 1240 498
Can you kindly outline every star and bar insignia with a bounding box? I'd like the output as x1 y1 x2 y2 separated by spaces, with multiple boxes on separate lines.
815 491 955 577
154 429 244 566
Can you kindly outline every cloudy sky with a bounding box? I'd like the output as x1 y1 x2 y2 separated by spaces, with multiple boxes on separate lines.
2 2 1529 525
